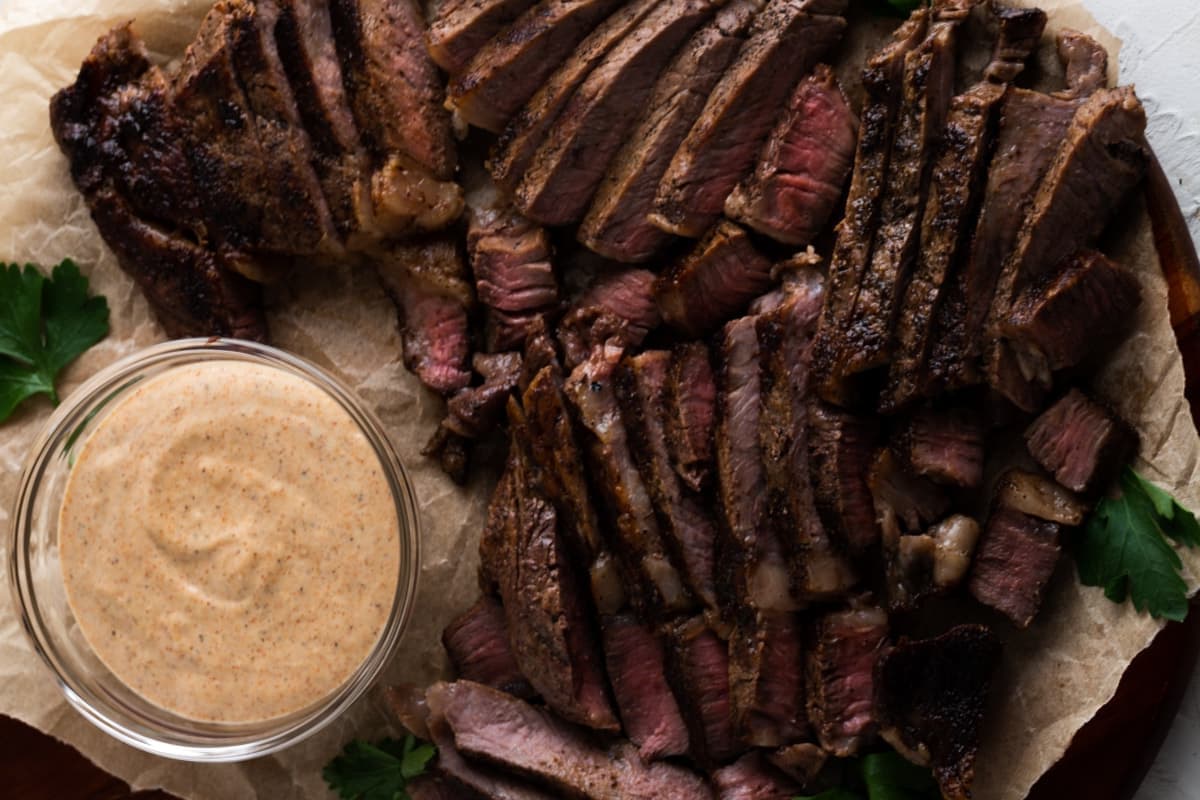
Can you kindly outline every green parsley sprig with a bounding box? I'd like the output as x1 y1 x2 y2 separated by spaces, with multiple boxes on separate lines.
0 259 109 423
1073 466 1200 621
796 751 940 800
323 735 436 800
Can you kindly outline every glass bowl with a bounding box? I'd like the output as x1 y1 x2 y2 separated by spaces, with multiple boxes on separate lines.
8 338 421 762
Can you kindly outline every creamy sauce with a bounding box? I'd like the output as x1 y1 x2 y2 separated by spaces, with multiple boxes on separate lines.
58 360 400 723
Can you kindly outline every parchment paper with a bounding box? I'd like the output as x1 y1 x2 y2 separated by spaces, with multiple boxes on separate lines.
0 2 1194 799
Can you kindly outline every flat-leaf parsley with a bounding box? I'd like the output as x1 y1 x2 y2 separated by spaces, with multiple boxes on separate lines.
323 735 436 800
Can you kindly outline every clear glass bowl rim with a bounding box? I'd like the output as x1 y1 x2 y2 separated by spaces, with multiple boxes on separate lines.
8 338 421 762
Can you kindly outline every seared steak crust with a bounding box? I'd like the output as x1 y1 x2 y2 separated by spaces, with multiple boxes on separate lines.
428 0 540 75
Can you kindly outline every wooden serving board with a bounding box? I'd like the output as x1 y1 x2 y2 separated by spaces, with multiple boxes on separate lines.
3 153 1198 800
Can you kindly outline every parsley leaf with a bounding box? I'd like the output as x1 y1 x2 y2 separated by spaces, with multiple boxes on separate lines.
1074 467 1200 622
0 260 109 422
794 751 939 800
323 736 436 800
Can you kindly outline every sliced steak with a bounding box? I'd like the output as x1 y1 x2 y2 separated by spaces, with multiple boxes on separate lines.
428 0 540 75
601 614 691 760
1025 389 1139 495
667 342 719 493
651 0 848 237
726 65 856 246
329 0 456 178
806 602 889 757
442 596 535 698
894 407 984 489
807 402 881 557
1001 249 1142 387
766 743 827 787
468 191 560 352
448 0 627 133
1054 29 1110 101
883 6 1047 410
513 0 719 225
757 263 857 600
810 9 929 401
440 351 524 440
656 222 774 338
364 153 466 239
985 87 1148 409
729 609 808 747
618 352 719 610
579 0 765 262
560 268 661 367
665 616 743 767
869 448 950 542
968 505 1062 628
875 626 1003 800
712 753 801 800
376 238 474 396
566 344 694 614
837 6 965 378
430 681 714 799
490 0 663 193
993 468 1088 527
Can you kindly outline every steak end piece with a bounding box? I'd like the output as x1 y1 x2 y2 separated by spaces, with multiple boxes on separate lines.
968 505 1062 628
895 407 985 489
875 625 1003 800
806 602 889 757
1024 388 1139 495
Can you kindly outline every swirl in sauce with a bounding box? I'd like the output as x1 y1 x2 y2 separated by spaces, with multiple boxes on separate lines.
58 360 400 723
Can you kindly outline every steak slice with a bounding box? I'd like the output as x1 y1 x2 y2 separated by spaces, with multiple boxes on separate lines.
560 268 661 368
725 64 857 246
439 351 524 442
618 352 719 610
665 616 743 767
807 402 881 557
809 9 929 402
1024 389 1139 495
875 626 1003 800
837 6 965 378
651 0 848 237
578 0 765 263
806 602 889 757
513 0 720 225
428 681 714 799
448 0 627 133
984 88 1148 409
1001 249 1142 387
329 0 456 178
894 407 984 489
667 342 718 493
882 6 1046 410
566 344 694 614
968 505 1062 628
491 0 663 193
869 447 949 540
728 609 808 747
428 0 540 75
442 596 536 699
712 753 801 800
757 263 856 600
656 222 775 338
600 614 691 760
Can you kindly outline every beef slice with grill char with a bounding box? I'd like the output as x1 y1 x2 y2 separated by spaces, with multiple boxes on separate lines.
968 505 1061 628
651 0 848 238
725 65 857 246
440 351 524 441
808 401 881 557
667 342 718 493
1002 249 1142 386
984 87 1148 409
490 0 663 193
428 681 714 799
449 0 627 133
809 9 929 403
837 6 966 378
514 0 720 225
656 222 775 338
579 0 766 263
728 609 808 747
600 614 691 760
883 6 1047 411
442 596 536 699
1025 389 1138 496
560 268 661 368
895 407 984 489
329 0 456 178
566 343 693 614
806 602 889 757
712 753 802 800
428 0 540 75
618 351 719 611
875 626 1002 800
666 616 743 767
757 261 856 600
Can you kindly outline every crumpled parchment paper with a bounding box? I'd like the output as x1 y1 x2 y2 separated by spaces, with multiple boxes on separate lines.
0 2 1194 799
